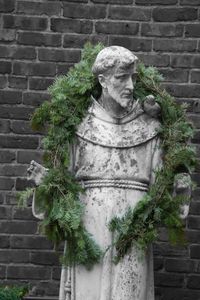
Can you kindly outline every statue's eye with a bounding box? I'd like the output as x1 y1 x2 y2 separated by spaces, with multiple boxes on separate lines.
115 74 127 80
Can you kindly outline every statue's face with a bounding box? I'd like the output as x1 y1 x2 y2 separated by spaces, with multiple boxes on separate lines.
105 64 136 108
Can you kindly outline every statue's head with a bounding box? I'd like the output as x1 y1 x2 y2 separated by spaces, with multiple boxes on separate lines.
92 46 138 108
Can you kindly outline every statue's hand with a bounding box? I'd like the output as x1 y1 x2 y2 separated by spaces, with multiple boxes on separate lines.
27 160 48 186
143 95 161 118
173 173 192 220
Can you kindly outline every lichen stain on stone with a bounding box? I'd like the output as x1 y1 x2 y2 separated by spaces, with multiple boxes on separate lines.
114 162 120 171
130 158 137 167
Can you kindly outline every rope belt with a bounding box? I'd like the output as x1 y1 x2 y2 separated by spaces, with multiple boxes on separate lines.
82 179 149 191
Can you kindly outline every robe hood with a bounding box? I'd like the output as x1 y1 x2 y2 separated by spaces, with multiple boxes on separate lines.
76 98 161 148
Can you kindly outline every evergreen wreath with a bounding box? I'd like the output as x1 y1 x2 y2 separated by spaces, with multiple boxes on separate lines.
18 43 196 267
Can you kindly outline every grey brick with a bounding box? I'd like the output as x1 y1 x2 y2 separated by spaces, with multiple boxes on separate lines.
10 235 53 250
0 29 15 42
0 221 37 234
95 21 139 35
171 55 200 68
185 229 200 243
29 78 54 91
153 39 197 52
15 178 34 191
137 54 170 67
153 7 198 22
109 36 152 52
0 150 15 163
23 92 50 107
3 15 48 31
0 119 10 133
0 164 27 176
62 0 88 2
109 6 151 21
0 45 36 59
154 257 164 271
17 150 44 164
5 193 18 205
190 201 200 215
188 216 200 229
164 84 200 98
63 3 106 19
191 71 200 83
136 0 177 3
0 106 34 120
165 259 196 273
56 63 74 76
0 76 7 88
0 235 10 248
185 24 200 37
0 61 12 74
38 49 80 63
187 275 200 289
51 18 93 34
180 0 200 5
32 281 60 297
0 135 38 149
0 206 12 219
17 32 62 47
52 267 61 280
63 34 108 48
13 62 56 76
7 46 35 60
30 251 59 265
141 23 183 37
0 90 22 104
153 242 188 257
0 265 6 279
0 0 15 12
0 178 15 190
8 76 27 90
155 273 184 287
13 207 36 220
17 1 61 16
7 266 51 280
159 68 188 83
92 0 132 3
0 250 30 263
11 120 35 135
193 131 200 144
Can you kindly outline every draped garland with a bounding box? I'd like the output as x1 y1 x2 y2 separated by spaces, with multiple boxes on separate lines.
18 43 196 267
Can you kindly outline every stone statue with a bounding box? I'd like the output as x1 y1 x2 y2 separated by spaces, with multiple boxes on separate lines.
27 46 191 300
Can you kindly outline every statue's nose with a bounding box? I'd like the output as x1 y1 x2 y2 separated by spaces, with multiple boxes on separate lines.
127 77 133 91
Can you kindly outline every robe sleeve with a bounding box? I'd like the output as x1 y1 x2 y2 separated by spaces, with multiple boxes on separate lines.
32 189 45 220
150 136 163 185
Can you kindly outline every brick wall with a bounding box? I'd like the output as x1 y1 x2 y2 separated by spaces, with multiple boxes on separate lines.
0 0 200 299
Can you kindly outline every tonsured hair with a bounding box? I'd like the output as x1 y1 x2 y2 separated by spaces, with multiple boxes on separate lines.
92 46 138 76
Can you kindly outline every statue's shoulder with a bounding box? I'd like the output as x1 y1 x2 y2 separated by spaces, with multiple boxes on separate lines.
139 110 161 131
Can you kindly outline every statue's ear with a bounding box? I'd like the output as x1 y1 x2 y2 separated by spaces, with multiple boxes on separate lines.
98 74 107 89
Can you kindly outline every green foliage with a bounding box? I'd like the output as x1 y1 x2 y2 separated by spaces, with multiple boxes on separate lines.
18 43 196 267
17 188 34 208
0 286 28 300
109 62 197 262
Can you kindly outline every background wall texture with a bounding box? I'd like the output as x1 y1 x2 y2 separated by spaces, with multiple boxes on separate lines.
0 0 200 299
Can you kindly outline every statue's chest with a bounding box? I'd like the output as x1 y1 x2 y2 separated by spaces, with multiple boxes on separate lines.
74 137 153 180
